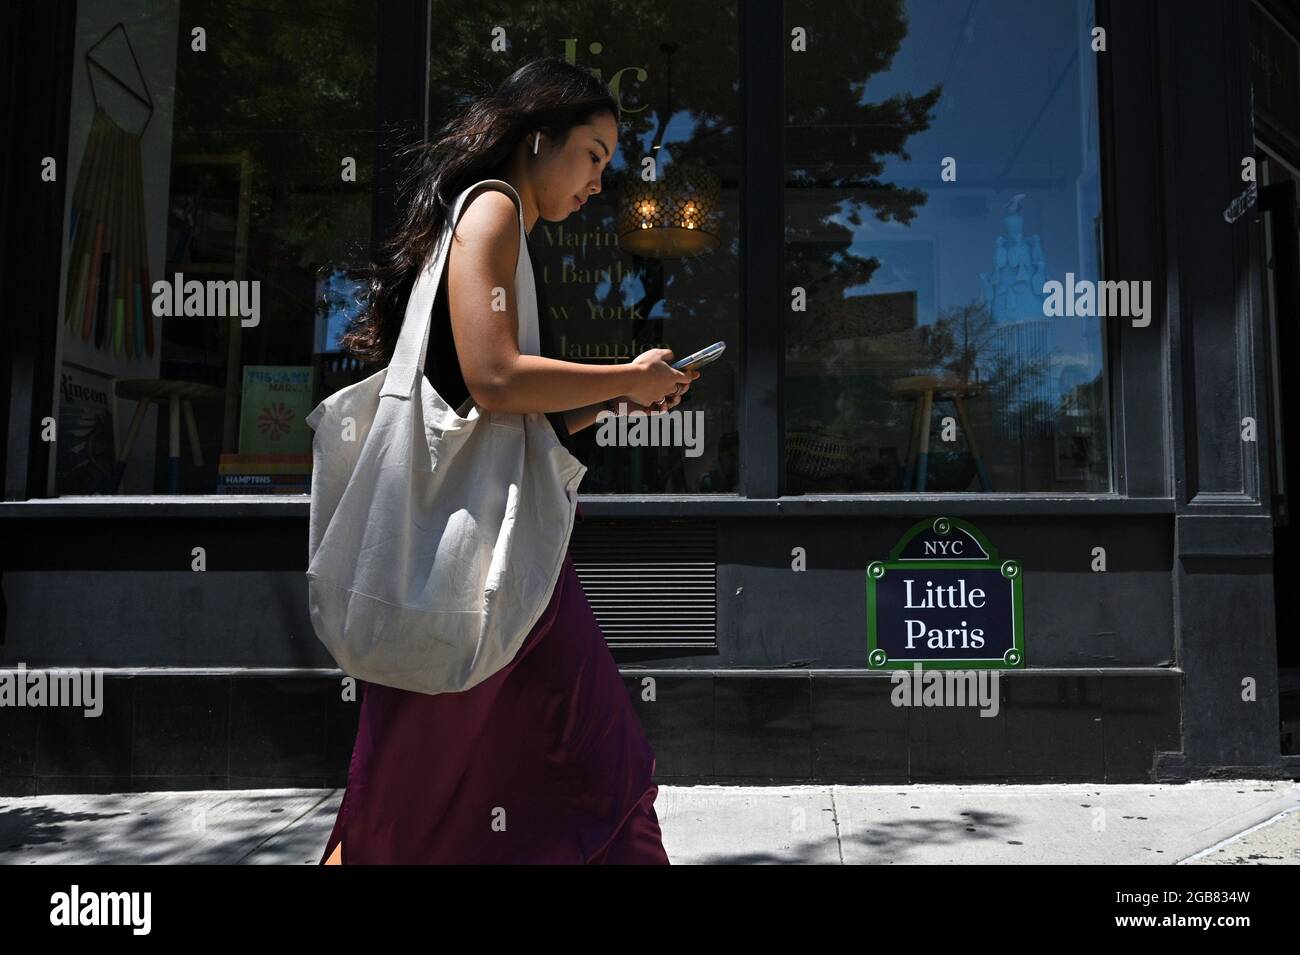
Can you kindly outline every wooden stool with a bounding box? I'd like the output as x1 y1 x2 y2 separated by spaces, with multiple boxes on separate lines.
114 379 225 493
888 375 992 491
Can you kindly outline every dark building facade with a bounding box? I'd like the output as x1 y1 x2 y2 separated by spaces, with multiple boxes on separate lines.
1 0 1297 794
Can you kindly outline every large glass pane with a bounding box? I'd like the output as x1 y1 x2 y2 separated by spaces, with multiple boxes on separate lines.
428 5 742 493
783 0 1110 493
52 0 378 496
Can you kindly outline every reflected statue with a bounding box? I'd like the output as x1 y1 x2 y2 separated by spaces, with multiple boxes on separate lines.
979 194 1048 324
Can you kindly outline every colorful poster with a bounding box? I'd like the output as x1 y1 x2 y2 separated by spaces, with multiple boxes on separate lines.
238 365 316 455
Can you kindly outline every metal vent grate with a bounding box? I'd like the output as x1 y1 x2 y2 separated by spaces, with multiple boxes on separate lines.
569 518 717 647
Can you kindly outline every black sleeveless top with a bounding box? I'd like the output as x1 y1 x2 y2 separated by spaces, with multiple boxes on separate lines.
422 227 578 455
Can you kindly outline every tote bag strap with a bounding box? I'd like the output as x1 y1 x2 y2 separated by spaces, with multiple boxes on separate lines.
379 178 529 400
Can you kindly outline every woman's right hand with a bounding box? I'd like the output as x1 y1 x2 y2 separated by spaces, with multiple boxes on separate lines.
627 348 695 407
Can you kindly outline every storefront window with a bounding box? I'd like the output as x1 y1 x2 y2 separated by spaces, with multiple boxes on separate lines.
783 0 1110 493
47 0 1111 500
53 0 378 496
429 3 742 493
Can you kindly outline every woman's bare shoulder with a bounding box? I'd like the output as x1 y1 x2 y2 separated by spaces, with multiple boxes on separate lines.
457 183 517 240
450 186 520 273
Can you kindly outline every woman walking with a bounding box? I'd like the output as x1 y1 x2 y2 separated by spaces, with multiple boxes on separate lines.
318 58 697 864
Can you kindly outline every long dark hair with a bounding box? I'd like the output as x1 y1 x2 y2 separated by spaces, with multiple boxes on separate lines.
340 57 619 366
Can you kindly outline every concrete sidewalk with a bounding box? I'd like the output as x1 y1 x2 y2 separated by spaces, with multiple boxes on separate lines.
1 779 1296 864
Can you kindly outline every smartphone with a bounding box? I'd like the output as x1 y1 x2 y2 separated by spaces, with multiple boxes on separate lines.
671 341 726 372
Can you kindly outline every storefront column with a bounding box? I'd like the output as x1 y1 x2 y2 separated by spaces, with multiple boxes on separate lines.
1158 0 1285 777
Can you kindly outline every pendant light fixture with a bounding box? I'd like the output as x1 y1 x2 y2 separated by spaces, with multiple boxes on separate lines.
616 42 721 259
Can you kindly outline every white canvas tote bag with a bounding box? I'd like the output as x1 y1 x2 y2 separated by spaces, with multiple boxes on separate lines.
304 178 587 695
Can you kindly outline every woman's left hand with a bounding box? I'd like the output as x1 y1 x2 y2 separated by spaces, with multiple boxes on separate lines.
607 369 697 415
606 395 676 416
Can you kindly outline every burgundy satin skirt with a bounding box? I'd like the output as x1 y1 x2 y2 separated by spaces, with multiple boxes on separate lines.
319 503 669 864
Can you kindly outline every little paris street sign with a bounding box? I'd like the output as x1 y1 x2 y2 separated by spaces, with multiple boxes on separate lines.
867 516 1025 670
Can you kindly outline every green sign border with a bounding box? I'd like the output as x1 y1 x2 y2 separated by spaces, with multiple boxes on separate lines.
866 516 1025 670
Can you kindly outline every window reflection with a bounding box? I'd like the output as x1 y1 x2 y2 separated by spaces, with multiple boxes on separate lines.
783 0 1110 492
428 4 742 493
53 0 378 496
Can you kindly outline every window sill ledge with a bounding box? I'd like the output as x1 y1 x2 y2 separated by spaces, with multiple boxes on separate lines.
0 492 1177 520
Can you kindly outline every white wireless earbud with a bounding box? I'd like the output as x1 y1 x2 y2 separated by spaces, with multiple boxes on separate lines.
533 132 540 155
